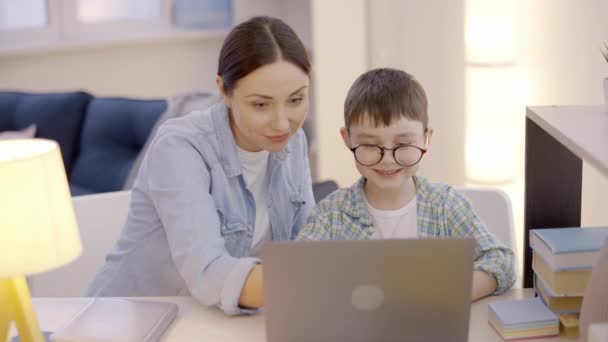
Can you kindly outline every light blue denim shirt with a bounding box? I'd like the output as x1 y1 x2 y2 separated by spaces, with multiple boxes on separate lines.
87 102 315 315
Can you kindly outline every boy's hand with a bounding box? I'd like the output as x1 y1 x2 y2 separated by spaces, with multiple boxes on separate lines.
239 264 265 308
471 270 497 301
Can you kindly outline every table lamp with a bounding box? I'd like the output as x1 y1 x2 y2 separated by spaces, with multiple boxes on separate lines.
0 139 82 342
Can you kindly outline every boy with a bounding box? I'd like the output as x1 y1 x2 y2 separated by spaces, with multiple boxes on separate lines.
297 68 515 300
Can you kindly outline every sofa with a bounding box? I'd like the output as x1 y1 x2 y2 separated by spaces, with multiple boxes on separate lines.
0 91 167 196
0 91 337 198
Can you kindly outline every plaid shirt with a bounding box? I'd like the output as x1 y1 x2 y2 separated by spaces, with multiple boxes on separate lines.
297 176 516 294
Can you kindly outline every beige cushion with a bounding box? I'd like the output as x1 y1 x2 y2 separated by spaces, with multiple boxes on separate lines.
0 124 37 140
122 92 219 189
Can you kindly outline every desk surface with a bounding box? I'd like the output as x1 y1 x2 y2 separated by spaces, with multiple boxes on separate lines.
527 105 608 176
8 289 572 342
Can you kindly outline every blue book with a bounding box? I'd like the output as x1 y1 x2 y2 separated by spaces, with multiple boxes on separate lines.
529 227 608 270
488 298 559 340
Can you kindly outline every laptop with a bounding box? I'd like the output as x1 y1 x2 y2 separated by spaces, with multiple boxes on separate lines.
261 239 475 342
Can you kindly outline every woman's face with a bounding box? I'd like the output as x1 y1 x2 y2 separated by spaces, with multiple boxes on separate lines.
218 60 310 153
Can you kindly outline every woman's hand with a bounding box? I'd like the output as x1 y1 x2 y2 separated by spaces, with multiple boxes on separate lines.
239 264 265 308
471 270 497 301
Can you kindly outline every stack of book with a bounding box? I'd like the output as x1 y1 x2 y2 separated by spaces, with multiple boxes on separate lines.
529 227 608 339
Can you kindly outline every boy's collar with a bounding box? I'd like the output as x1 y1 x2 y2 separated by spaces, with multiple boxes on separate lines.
412 175 430 198
347 178 374 226
345 175 430 226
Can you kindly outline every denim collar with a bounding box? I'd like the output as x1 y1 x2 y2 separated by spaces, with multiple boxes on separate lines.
210 103 291 178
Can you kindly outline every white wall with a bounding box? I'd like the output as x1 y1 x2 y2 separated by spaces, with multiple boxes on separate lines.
520 0 608 226
311 0 369 186
1 0 606 227
366 0 608 226
0 38 223 98
0 0 312 99
368 0 466 186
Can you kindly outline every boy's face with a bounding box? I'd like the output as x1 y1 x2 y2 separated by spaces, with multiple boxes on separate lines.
341 114 431 191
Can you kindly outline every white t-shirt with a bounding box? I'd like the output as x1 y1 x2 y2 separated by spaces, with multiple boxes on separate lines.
365 195 418 239
236 147 272 250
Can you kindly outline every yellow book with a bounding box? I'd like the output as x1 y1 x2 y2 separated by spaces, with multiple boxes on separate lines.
535 274 582 313
533 252 591 295
559 313 579 339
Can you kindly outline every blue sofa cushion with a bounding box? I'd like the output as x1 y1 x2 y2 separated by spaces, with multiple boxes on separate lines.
69 97 167 194
69 183 95 196
0 91 92 171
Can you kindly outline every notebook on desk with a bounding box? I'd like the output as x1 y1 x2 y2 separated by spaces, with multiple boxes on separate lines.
49 298 178 342
488 298 559 340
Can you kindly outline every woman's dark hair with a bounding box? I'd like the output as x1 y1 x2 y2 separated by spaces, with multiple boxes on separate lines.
217 16 311 95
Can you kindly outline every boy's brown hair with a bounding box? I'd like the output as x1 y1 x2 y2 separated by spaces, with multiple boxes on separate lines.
344 68 428 130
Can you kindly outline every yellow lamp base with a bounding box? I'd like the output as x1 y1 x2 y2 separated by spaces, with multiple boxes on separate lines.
0 276 45 342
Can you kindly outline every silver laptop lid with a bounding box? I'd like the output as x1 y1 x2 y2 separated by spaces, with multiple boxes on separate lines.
261 239 475 342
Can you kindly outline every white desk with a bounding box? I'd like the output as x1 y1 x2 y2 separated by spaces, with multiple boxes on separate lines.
524 105 608 287
527 105 608 176
8 289 571 342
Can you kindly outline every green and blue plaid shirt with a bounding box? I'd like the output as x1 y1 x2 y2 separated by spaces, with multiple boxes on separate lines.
297 176 516 294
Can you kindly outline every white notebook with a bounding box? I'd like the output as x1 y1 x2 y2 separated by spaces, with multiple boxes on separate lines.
50 298 178 342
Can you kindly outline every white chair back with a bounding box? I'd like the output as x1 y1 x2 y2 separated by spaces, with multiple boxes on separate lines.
29 190 131 297
456 186 520 287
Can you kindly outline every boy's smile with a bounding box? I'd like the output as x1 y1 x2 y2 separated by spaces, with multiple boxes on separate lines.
373 168 404 176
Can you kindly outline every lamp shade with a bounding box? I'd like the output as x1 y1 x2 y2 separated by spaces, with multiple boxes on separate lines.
0 139 82 278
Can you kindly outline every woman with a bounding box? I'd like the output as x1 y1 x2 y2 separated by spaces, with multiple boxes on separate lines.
87 16 315 316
